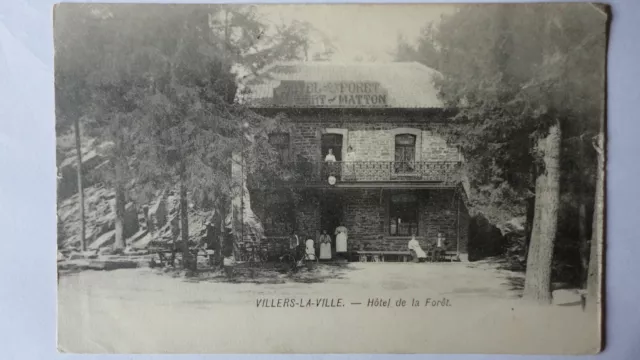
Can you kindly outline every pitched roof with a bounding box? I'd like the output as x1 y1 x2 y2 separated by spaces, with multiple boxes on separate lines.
237 61 443 109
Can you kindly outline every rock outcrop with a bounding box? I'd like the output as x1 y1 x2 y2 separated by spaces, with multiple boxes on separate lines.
58 186 139 250
57 139 114 200
58 184 214 252
56 131 220 253
148 196 168 232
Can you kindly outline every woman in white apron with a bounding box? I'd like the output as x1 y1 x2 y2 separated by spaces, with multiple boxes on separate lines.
319 230 332 260
335 225 348 260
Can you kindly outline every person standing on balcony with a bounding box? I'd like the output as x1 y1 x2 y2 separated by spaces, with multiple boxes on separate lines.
324 148 338 180
324 148 337 162
343 146 357 180
319 229 332 260
335 225 348 261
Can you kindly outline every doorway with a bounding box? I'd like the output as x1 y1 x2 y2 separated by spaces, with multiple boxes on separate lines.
321 134 343 161
320 191 344 249
321 134 343 180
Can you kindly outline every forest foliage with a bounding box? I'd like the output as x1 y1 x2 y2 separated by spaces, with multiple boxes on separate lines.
54 4 323 256
394 3 607 301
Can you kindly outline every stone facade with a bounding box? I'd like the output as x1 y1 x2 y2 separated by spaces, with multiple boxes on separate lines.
252 188 469 255
283 112 461 164
342 189 467 253
248 110 470 257
251 189 321 239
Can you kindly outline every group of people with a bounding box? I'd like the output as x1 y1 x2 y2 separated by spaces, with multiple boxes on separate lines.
407 232 447 263
324 147 357 162
324 146 358 163
289 228 448 263
289 225 349 262
201 217 447 267
324 147 358 180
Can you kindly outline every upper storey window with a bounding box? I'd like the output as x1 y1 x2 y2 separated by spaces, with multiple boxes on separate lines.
321 133 343 162
268 133 291 163
395 134 416 173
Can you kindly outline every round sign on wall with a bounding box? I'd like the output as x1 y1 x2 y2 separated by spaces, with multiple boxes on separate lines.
328 176 336 185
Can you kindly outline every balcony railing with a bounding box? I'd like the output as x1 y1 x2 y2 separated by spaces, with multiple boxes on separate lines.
278 161 463 184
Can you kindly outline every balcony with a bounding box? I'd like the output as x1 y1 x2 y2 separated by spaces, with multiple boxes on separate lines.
276 161 463 186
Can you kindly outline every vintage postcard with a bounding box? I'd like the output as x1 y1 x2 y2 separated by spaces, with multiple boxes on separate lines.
55 3 607 354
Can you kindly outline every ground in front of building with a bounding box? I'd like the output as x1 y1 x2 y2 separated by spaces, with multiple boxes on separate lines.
58 260 599 354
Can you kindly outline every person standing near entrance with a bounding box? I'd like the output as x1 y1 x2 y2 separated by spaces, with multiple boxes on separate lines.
319 229 332 260
335 225 348 261
288 231 304 260
289 231 300 250
305 237 316 260
434 232 447 261
408 232 426 263
281 231 301 261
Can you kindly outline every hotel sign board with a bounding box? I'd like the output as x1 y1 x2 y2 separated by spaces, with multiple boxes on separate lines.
273 81 389 108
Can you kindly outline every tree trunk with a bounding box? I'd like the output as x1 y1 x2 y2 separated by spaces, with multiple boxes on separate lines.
224 10 230 59
523 121 562 304
73 118 86 251
216 203 226 267
576 133 590 289
586 133 604 313
578 202 589 288
524 196 535 261
113 158 127 250
231 152 244 260
179 161 192 269
523 163 537 262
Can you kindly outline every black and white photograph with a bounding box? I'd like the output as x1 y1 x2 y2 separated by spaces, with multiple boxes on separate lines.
55 3 607 354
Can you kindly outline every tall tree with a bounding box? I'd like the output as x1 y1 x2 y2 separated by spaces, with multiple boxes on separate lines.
54 4 100 251
55 4 141 250
55 4 313 257
396 3 607 303
208 5 330 73
54 95 87 251
92 5 244 263
587 131 604 312
393 26 440 70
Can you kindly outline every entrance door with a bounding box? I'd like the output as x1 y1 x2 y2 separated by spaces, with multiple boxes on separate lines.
320 192 343 249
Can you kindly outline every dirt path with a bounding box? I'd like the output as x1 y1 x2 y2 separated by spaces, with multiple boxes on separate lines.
58 262 599 354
